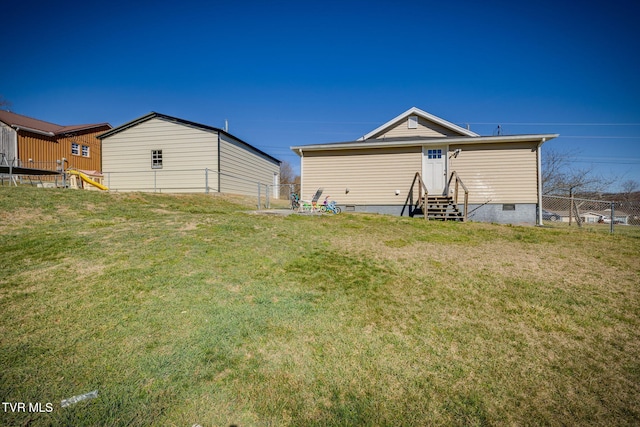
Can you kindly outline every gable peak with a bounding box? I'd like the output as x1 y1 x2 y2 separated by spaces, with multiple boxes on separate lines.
358 107 479 140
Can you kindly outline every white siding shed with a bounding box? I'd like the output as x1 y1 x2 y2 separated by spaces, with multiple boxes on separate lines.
99 113 280 195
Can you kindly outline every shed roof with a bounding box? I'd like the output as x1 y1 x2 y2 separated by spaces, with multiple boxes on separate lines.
99 112 281 164
0 110 110 136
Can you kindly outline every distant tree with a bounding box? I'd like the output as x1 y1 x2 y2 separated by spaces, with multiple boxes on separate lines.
277 160 300 199
279 160 299 185
620 179 638 195
542 147 615 197
0 95 10 110
619 179 640 203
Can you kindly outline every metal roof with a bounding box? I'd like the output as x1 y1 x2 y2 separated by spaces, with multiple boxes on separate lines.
99 112 281 164
0 110 110 136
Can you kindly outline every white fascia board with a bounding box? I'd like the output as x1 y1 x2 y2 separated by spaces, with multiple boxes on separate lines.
98 112 158 139
357 107 479 141
292 134 559 152
12 125 55 137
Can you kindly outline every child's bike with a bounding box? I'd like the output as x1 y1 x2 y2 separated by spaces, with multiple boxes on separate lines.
290 192 300 210
320 196 341 214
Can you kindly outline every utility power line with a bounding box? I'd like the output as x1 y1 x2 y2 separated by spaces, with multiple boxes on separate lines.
466 122 640 126
560 136 640 139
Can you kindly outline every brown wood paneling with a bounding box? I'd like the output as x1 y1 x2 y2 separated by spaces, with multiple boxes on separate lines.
17 126 109 172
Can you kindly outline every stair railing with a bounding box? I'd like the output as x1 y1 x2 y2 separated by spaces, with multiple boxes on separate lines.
446 171 469 222
403 172 429 220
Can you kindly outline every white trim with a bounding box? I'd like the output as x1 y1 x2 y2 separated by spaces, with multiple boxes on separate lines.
292 134 559 152
12 125 54 137
357 107 479 141
537 138 545 225
298 148 304 198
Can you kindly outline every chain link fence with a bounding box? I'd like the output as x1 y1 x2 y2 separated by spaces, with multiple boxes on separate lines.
542 195 640 233
103 169 280 208
1 167 288 210
270 183 301 209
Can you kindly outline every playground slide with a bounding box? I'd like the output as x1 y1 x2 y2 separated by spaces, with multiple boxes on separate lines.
67 169 109 191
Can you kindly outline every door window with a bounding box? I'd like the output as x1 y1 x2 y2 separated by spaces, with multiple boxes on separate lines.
427 149 442 159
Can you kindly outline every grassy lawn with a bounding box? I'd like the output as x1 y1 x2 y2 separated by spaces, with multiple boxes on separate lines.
1 187 639 426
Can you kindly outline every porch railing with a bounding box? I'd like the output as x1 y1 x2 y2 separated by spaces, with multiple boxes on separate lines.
446 171 469 222
402 172 429 220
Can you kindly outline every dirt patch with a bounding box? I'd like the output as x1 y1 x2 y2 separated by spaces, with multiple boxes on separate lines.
179 222 198 232
246 209 296 216
332 235 635 293
0 207 57 229
152 208 174 215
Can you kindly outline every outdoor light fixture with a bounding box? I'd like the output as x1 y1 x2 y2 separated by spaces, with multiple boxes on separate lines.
345 188 350 194
395 190 400 195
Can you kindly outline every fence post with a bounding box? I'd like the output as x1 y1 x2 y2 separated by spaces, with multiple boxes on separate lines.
266 184 270 209
610 202 615 234
569 191 573 226
257 182 261 209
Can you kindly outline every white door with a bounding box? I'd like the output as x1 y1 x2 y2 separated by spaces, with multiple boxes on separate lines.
423 146 447 195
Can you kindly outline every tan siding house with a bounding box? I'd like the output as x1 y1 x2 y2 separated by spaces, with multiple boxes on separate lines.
448 142 539 204
302 147 421 205
293 107 558 224
100 113 280 194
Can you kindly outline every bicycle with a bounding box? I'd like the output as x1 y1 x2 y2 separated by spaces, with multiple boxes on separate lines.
320 196 341 214
290 192 300 210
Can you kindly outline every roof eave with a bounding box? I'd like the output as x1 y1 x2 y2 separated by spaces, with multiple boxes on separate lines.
97 112 158 139
57 123 111 135
292 134 559 153
11 125 55 137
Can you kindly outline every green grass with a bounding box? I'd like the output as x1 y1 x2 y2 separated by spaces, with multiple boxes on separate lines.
1 187 639 426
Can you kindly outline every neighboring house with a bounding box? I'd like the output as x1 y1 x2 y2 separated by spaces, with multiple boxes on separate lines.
0 110 110 172
559 210 631 225
99 112 281 195
562 211 602 224
292 107 558 224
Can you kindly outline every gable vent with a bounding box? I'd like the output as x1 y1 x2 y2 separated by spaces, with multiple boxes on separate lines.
408 116 418 129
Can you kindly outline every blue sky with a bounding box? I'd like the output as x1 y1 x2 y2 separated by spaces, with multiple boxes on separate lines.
2 0 639 190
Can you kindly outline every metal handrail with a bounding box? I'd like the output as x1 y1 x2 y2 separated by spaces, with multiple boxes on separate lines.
446 171 469 222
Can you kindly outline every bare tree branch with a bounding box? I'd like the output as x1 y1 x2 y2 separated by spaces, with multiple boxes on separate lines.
620 179 640 203
0 95 11 110
279 160 299 185
542 146 617 197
